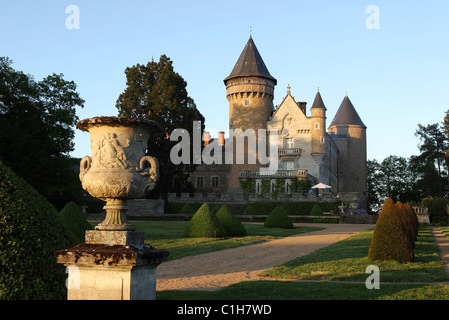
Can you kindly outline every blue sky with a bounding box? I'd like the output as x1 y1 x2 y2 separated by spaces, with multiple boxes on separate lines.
1 0 448 162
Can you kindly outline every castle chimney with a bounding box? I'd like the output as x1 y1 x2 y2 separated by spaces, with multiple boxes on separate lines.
218 131 225 145
203 131 210 146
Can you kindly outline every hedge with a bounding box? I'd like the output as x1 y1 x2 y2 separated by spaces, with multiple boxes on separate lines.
0 161 74 299
59 201 93 245
421 196 449 224
166 201 339 216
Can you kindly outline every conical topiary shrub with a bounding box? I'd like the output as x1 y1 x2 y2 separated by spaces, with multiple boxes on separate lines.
404 202 419 242
180 203 194 215
59 201 93 245
184 203 226 238
211 205 221 215
264 206 293 229
243 203 257 215
395 201 415 248
0 161 74 299
216 205 246 237
310 204 323 215
368 197 414 263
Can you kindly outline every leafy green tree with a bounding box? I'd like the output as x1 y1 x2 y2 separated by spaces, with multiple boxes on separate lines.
411 123 448 198
0 57 84 208
116 55 205 196
367 159 383 213
368 156 422 213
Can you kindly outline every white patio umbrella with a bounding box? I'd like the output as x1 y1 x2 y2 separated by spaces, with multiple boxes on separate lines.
311 183 331 190
311 183 331 197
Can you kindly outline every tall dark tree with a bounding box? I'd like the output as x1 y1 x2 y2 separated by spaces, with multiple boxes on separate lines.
0 57 84 208
368 156 421 213
442 110 449 157
367 159 382 213
116 55 205 196
411 123 448 198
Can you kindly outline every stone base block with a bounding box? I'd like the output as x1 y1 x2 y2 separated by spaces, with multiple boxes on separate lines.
66 264 157 300
85 230 144 247
55 243 169 300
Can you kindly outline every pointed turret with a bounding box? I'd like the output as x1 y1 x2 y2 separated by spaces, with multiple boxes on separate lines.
224 36 277 84
311 88 326 110
329 94 366 128
311 88 327 159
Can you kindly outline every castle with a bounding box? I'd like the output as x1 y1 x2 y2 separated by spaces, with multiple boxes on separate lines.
190 36 367 210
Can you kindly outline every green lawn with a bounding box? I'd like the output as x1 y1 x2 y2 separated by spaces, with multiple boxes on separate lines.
156 225 449 300
131 221 323 260
92 221 449 299
260 226 447 283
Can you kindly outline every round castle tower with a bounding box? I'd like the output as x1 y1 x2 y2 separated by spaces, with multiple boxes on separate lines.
223 36 277 192
328 93 367 210
310 88 327 159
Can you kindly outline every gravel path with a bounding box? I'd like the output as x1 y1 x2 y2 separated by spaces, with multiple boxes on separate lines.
156 223 374 291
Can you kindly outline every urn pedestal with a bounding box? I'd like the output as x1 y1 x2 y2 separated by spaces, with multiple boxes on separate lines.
55 117 168 300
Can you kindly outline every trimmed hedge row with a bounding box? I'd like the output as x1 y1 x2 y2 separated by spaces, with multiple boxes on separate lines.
166 201 339 216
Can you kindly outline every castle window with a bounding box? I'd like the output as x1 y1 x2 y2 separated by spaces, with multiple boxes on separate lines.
314 123 320 129
284 161 295 171
321 136 325 143
285 138 293 149
211 176 219 187
245 99 250 106
196 176 204 187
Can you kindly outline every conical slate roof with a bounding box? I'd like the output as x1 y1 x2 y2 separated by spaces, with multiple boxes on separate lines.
329 95 366 128
311 89 326 110
224 36 277 84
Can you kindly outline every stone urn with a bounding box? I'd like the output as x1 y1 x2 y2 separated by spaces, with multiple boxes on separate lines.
77 116 160 231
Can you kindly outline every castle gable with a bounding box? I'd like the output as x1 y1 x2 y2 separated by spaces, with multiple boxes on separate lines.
270 93 308 126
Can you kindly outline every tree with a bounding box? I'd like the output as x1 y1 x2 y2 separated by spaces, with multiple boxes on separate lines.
116 55 205 196
367 159 383 213
411 123 448 198
367 156 420 213
0 57 84 208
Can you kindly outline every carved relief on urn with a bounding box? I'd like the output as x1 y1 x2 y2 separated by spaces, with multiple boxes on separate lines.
77 117 159 231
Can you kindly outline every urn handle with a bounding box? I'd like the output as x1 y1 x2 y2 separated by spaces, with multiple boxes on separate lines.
138 156 159 182
79 156 92 180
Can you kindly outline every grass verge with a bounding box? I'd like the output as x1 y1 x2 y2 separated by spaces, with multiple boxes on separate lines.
157 226 449 300
260 226 447 283
130 221 323 260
